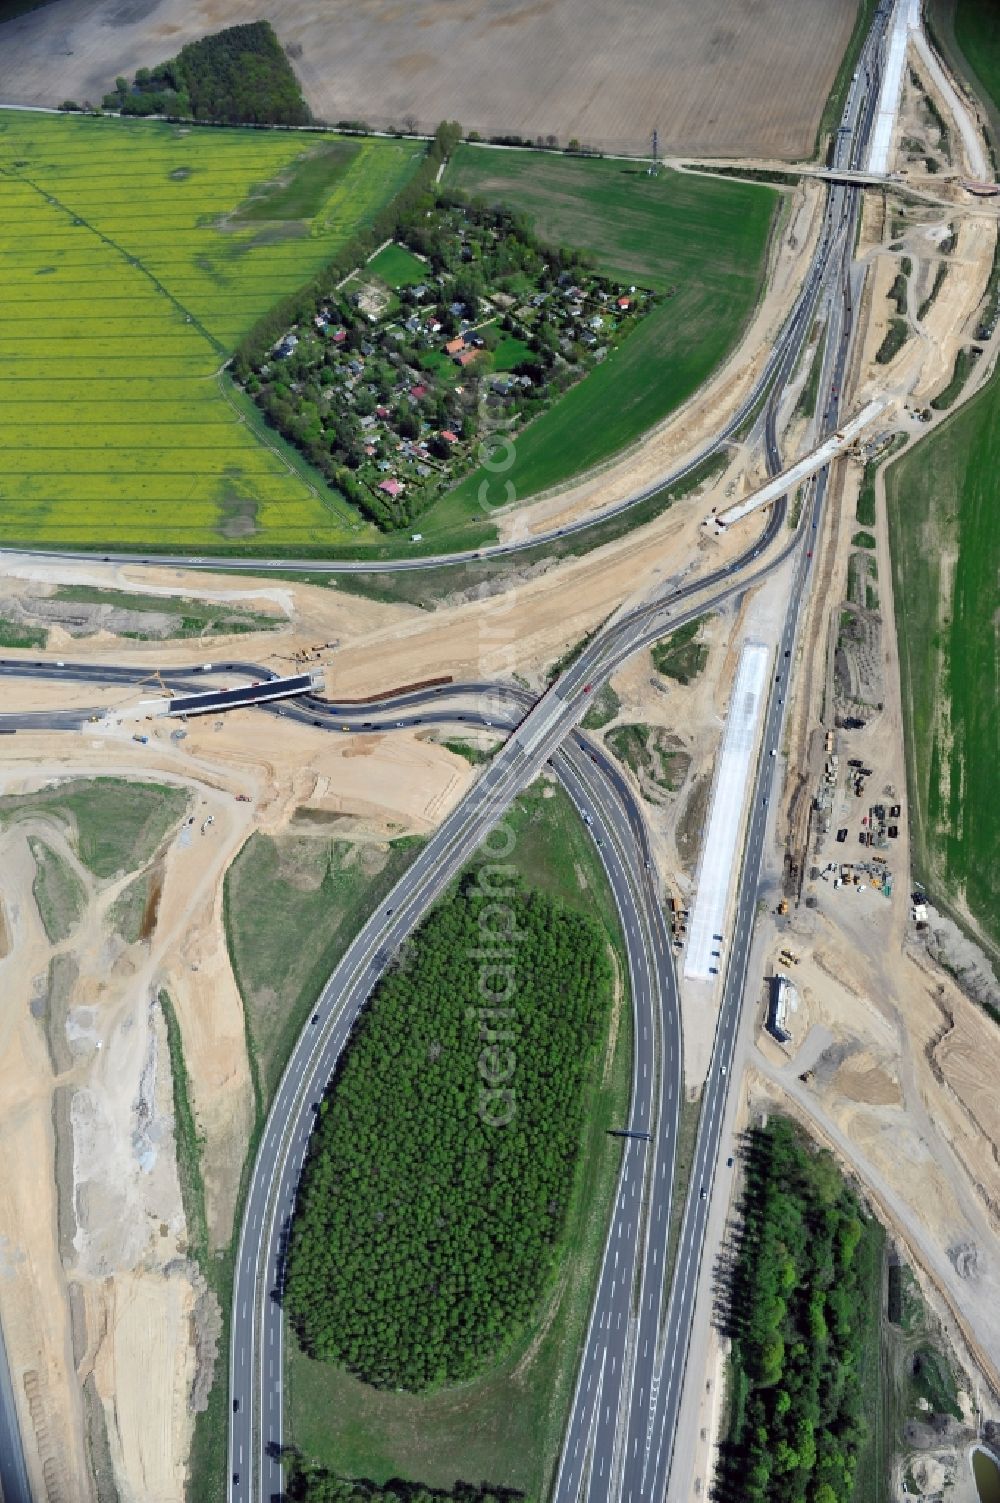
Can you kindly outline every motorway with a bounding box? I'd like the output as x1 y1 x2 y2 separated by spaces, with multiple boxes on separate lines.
0 1315 32 1503
635 10 889 1497
0 485 803 1503
0 5 895 1496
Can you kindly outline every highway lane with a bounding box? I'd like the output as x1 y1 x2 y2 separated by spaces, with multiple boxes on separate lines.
0 1315 31 1503
228 488 813 1503
0 654 683 1503
0 228 863 1503
549 742 679 1500
635 10 889 1494
0 369 851 1503
0 10 892 1488
227 666 689 1502
0 434 853 1503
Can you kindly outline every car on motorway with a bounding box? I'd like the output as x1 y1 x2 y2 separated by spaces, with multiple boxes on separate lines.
699 1187 707 1201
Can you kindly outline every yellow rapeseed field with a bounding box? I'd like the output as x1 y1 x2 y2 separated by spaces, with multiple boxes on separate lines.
0 111 421 551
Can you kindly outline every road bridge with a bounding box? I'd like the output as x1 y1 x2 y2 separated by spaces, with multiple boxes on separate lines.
712 396 890 531
166 672 319 716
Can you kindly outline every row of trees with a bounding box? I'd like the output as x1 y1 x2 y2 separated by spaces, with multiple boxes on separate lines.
288 1470 525 1503
718 1118 880 1503
231 121 462 383
103 21 310 125
284 876 613 1390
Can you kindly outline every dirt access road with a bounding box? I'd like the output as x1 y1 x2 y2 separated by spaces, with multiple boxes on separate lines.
0 0 856 158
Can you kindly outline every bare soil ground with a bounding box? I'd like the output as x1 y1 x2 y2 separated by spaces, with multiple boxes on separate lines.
0 714 474 1500
0 0 856 159
0 26 995 1493
669 41 1000 1499
729 36 1000 1444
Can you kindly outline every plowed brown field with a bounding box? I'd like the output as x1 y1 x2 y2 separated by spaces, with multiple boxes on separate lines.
0 0 857 160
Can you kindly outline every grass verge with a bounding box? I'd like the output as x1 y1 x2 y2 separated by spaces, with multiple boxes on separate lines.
49 584 282 638
651 615 710 684
581 683 621 730
875 317 909 364
795 323 827 421
160 991 209 1267
0 619 47 648
664 1094 703 1291
930 346 975 410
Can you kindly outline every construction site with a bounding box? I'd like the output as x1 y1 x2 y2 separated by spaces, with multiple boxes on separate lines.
0 4 998 1501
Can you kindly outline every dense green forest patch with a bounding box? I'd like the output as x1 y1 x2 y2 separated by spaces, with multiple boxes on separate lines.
284 875 613 1389
102 21 310 125
719 1117 883 1503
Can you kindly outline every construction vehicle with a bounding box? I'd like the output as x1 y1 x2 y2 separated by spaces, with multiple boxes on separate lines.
777 898 789 916
132 734 148 744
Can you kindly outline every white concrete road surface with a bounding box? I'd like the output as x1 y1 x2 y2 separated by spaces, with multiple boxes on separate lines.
868 0 920 175
713 396 889 530
684 640 769 981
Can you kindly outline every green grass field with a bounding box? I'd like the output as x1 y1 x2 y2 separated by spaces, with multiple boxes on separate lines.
953 0 1000 144
0 111 421 551
885 11 999 958
410 148 775 536
365 240 428 288
887 377 1000 953
287 780 632 1498
223 831 422 1113
0 777 188 879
